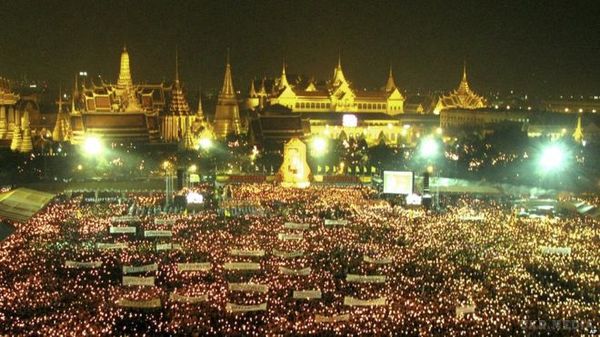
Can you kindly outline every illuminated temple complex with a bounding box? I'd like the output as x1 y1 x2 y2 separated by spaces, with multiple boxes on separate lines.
0 78 32 152
433 64 488 114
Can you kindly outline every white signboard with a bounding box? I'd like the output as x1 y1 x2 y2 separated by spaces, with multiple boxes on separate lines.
156 243 182 251
177 262 211 272
228 283 269 293
109 226 136 234
279 266 311 276
540 246 571 255
97 242 129 250
272 250 304 258
117 298 161 308
170 293 208 303
277 233 303 241
122 263 158 274
293 290 322 299
346 274 386 283
65 260 102 268
111 216 141 223
154 218 177 225
315 314 350 323
144 230 173 238
363 256 393 264
229 249 265 257
383 171 413 195
344 296 387 307
324 219 348 226
223 262 261 271
455 305 476 318
122 276 155 286
283 222 310 230
226 303 267 313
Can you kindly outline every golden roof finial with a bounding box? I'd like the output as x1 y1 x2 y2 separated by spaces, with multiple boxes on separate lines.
175 46 180 85
385 62 397 92
279 58 289 89
462 60 467 82
220 49 235 97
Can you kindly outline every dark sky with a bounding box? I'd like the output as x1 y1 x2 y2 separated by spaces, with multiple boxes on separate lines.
0 0 598 96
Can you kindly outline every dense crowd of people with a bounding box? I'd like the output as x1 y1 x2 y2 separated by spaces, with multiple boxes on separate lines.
0 184 598 336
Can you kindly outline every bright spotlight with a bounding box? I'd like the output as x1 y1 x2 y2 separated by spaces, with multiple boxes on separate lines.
198 137 212 150
539 144 567 173
82 136 103 156
311 136 328 156
188 164 197 173
420 137 439 158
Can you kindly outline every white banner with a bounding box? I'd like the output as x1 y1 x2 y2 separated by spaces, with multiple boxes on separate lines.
315 314 350 323
156 243 182 251
228 283 269 293
122 276 155 286
123 263 158 274
170 293 208 303
109 226 136 234
144 230 173 238
293 290 322 299
177 262 211 272
111 216 141 223
154 218 177 225
223 262 261 271
65 260 102 268
346 274 386 283
283 222 310 230
277 233 303 241
97 242 129 250
229 249 265 257
117 298 161 308
459 215 485 221
272 250 304 258
343 296 387 306
226 303 267 313
324 219 348 226
363 256 393 264
455 305 476 318
279 266 311 276
540 246 571 255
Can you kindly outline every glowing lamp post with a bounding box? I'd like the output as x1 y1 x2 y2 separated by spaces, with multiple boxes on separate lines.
82 136 104 156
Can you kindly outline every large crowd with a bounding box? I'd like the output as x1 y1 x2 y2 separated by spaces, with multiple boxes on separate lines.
0 184 598 336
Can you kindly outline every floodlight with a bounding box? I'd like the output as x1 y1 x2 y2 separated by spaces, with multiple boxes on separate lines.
539 144 567 173
420 137 439 158
198 137 212 150
311 136 328 156
82 136 103 156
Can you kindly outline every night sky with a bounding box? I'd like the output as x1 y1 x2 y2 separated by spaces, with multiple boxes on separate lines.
0 0 598 96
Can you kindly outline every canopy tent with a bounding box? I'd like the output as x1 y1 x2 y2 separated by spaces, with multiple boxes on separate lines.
0 188 55 222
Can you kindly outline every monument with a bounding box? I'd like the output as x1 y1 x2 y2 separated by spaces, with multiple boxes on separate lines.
279 138 311 188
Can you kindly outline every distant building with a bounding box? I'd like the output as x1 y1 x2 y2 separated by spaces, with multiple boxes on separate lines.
541 98 600 114
246 58 405 115
433 64 488 114
70 46 166 144
0 78 33 152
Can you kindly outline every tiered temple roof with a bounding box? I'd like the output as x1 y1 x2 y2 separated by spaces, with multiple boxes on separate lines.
434 63 487 114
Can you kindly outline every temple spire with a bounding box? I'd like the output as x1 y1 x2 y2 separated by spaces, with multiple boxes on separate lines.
220 49 235 97
117 44 133 88
249 79 257 97
573 114 584 143
278 60 289 90
332 52 347 86
457 61 470 94
197 88 204 119
385 63 397 92
175 47 180 85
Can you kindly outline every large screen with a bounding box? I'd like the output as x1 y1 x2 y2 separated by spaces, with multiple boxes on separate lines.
383 171 413 194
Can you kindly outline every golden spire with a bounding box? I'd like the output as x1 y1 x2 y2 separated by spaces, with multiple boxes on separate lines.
197 88 204 118
385 63 397 92
249 79 257 97
457 61 470 94
278 59 289 90
573 114 584 143
332 52 347 86
117 44 133 88
175 47 180 85
169 48 190 116
220 48 235 97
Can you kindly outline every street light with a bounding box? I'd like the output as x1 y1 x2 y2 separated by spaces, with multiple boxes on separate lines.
419 137 439 158
82 136 103 156
198 137 212 150
311 136 328 157
538 143 567 173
